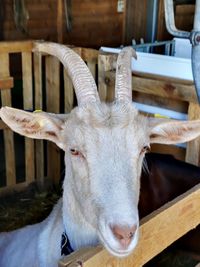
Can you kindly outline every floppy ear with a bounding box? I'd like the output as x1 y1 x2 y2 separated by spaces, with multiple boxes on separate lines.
0 107 69 150
149 119 200 144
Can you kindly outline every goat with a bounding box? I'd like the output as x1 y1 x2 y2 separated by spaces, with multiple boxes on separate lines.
0 42 200 267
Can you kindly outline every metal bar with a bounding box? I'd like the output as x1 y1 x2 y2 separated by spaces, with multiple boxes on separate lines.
193 0 200 31
191 0 200 102
164 0 190 38
146 0 159 43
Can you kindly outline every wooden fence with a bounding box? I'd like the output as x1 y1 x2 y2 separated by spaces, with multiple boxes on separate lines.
0 40 98 193
0 41 200 266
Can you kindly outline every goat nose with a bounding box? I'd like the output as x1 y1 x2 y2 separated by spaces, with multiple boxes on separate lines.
111 224 137 249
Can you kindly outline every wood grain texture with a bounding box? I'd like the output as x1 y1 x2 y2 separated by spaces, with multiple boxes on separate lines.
33 52 45 185
59 184 200 267
87 61 96 80
0 53 16 186
105 71 197 103
22 52 35 184
98 53 117 102
186 103 200 166
0 41 33 53
45 55 61 184
57 0 63 43
2 0 123 48
0 77 13 89
64 68 74 113
123 0 147 44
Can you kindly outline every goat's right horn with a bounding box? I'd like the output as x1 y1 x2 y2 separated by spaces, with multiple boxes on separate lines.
33 42 100 106
115 47 137 103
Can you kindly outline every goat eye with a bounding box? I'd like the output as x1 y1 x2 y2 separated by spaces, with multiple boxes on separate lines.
70 149 82 156
141 145 151 154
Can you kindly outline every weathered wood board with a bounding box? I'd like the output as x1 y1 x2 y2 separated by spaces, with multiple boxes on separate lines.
59 183 200 267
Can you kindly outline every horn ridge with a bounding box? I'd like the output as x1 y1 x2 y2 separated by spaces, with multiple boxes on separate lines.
115 47 136 103
33 41 100 106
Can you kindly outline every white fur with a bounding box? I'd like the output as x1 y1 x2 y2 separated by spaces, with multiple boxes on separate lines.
1 102 200 267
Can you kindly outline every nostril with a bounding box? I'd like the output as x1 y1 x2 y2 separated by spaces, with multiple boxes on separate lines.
111 224 137 244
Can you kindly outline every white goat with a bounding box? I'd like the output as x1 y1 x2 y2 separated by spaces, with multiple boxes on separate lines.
0 42 200 267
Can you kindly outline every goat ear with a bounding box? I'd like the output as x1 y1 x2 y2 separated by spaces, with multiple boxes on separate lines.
149 119 200 144
0 107 68 150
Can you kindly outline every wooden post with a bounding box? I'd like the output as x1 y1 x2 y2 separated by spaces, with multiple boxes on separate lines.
64 68 74 113
46 55 61 184
34 52 45 186
186 102 200 166
57 0 64 43
0 53 16 187
22 52 35 184
98 53 117 102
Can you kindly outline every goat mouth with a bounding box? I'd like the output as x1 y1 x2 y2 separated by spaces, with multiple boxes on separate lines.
98 231 132 257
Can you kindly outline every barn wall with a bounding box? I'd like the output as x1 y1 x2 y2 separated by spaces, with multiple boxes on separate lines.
0 0 195 47
0 0 123 48
124 0 195 45
63 0 123 47
1 0 58 41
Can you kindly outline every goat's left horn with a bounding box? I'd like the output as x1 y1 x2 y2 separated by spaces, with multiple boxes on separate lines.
115 47 137 102
33 42 100 107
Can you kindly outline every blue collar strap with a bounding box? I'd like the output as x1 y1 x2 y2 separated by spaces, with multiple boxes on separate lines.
61 232 74 256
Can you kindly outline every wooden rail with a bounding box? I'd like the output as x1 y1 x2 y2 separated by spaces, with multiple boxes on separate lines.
59 183 200 267
0 41 98 191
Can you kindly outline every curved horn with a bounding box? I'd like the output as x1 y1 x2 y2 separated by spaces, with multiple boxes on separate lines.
33 42 100 106
115 47 137 102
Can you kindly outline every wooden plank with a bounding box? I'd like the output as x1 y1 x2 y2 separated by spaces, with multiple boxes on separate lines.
0 53 16 187
157 0 169 41
22 52 35 184
0 77 13 89
3 19 57 30
0 120 8 130
98 53 117 102
186 103 200 166
123 0 147 44
45 55 61 184
57 0 63 43
0 181 33 196
151 144 185 162
33 52 45 185
87 61 96 80
104 71 197 103
63 0 123 47
0 41 33 53
81 48 98 62
64 68 74 113
59 183 200 267
133 91 188 113
59 247 102 267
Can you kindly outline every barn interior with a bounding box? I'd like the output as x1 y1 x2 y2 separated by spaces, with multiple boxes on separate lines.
0 1 200 266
